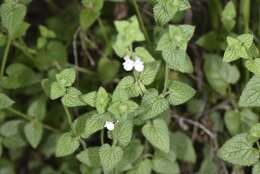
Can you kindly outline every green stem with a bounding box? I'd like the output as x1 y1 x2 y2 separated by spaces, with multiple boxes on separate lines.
163 64 169 93
62 103 73 130
0 38 12 78
6 107 59 132
132 0 150 43
97 17 109 44
241 0 250 33
100 129 104 145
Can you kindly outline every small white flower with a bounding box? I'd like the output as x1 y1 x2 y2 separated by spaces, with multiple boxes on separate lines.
134 58 144 72
104 121 115 131
123 56 135 71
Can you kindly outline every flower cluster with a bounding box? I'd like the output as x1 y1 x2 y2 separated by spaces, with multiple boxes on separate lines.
122 55 144 72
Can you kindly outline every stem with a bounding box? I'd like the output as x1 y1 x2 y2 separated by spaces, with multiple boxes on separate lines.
0 38 12 78
163 64 169 93
97 17 109 44
132 0 150 43
100 129 104 145
6 107 59 132
62 103 73 130
240 0 250 33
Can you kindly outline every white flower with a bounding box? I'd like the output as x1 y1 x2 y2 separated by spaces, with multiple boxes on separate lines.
104 121 115 131
134 58 144 72
123 56 135 71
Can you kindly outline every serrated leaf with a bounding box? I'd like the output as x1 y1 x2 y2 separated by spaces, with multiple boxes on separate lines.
128 159 152 174
76 147 101 168
50 82 66 100
170 132 197 163
108 100 138 121
27 96 46 120
1 63 40 89
0 93 14 110
142 119 170 153
253 162 260 174
113 120 133 146
153 0 190 25
99 144 123 171
82 112 110 138
239 76 260 107
61 87 85 107
139 61 161 85
24 121 43 148
0 2 27 37
204 54 240 95
81 91 97 107
218 133 259 166
95 87 110 113
140 89 169 120
245 58 260 76
56 68 76 87
113 16 145 57
223 34 253 62
135 47 155 63
55 132 80 157
157 25 194 73
167 80 195 106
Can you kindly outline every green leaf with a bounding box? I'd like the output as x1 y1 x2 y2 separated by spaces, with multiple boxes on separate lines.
253 162 260 174
153 0 190 25
152 151 180 174
223 34 254 62
139 89 169 120
82 112 110 138
142 119 170 153
27 96 46 120
0 93 14 110
98 58 120 84
204 54 240 95
95 87 110 114
55 132 80 157
99 144 123 171
56 68 76 87
113 16 145 57
117 140 144 172
157 25 194 73
128 159 152 174
1 63 40 89
134 47 155 63
61 87 85 107
24 121 43 148
0 120 23 137
76 147 101 168
218 133 259 166
196 31 223 50
245 58 260 76
248 123 260 142
108 100 138 121
50 82 66 100
221 1 236 32
139 61 161 85
239 76 260 107
0 2 27 37
80 91 97 107
224 110 240 135
198 157 218 174
80 8 99 30
113 120 133 146
167 80 195 106
170 132 197 163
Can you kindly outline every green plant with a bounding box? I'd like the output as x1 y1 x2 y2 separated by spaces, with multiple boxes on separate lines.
1 0 260 173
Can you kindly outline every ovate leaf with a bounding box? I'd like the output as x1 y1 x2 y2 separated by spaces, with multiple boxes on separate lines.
24 121 43 148
55 132 80 157
239 76 260 107
218 133 259 166
61 87 85 107
0 93 14 110
99 144 123 171
142 119 170 153
95 87 110 114
113 120 133 146
56 68 76 87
